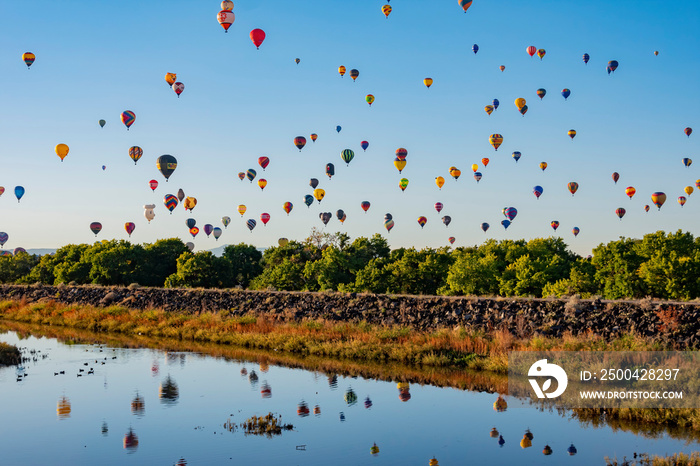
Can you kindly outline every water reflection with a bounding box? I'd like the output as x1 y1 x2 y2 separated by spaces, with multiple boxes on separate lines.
364 396 372 409
123 427 138 452
101 421 108 436
297 400 310 417
131 392 145 416
398 382 411 402
344 387 357 406
493 394 508 412
328 374 338 389
260 382 271 398
159 375 179 405
56 395 71 419
370 442 379 456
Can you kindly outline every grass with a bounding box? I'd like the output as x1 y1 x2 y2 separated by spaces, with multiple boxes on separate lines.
0 341 20 365
606 452 700 465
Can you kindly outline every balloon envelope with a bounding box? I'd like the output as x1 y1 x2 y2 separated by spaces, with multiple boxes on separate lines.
250 28 266 49
121 110 136 130
14 186 24 202
157 155 177 181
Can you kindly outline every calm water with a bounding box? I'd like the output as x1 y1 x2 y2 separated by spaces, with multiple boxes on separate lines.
0 330 698 466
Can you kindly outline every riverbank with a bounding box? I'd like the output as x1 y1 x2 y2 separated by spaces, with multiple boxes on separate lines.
0 341 20 365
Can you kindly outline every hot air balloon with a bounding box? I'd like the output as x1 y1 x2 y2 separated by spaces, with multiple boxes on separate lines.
278 238 289 247
99 119 106 128
384 219 394 233
22 52 35 68
129 146 143 164
341 149 354 165
360 140 369 151
471 163 479 173
504 207 518 221
474 172 482 182
202 224 213 237
450 167 461 180
567 444 577 456
415 216 427 228
147 179 158 192
625 186 636 199
537 48 546 59
583 53 590 64
685 186 694 196
185 242 194 252
165 73 176 86
533 186 543 199
339 65 346 77
512 151 521 162
482 158 490 167
319 212 331 226
295 58 300 65
572 227 580 237
144 204 156 223
304 195 314 207
539 162 547 171
102 165 106 170
697 180 700 189
309 178 319 189
173 82 184 97
519 105 528 116
371 443 379 455
189 227 199 238
217 3 235 32
121 110 135 130
0 233 7 247
336 210 346 224
361 201 370 212
184 196 197 211
561 88 571 100
568 129 577 140
365 94 375 106
157 155 177 181
423 78 433 88
250 28 266 49
260 213 271 226
396 148 408 160
399 178 409 192
568 181 579 196
213 227 222 241
615 207 626 220
246 168 257 182
257 156 270 171
442 216 451 227
678 196 687 207
55 144 69 162
501 220 511 229
350 69 359 81
459 0 472 12
515 97 526 109
651 192 666 210
485 105 494 115
644 205 650 213
394 158 406 173
608 60 618 73
489 134 503 150
283 201 293 215
237 205 246 216
480 223 489 232
448 237 455 245
472 44 479 54
310 133 318 143
294 136 306 151
14 186 24 203
683 158 692 167
313 188 325 202
435 176 445 190
612 172 619 184
326 163 335 179
258 178 267 190
543 445 553 456
382 4 392 17
90 222 102 236
550 220 559 231
685 127 693 137
177 189 185 203
186 218 196 230
246 219 257 232
499 65 505 72
222 216 231 228
238 172 245 181
526 46 536 57
163 194 178 213
493 99 500 110
125 223 136 237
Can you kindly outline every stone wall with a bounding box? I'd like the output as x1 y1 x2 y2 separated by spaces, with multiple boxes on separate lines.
0 285 698 347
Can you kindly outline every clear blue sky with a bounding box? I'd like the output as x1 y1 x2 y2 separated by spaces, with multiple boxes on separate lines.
1 0 698 255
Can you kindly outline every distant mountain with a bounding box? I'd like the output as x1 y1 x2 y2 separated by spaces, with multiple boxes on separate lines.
206 245 266 257
26 248 57 256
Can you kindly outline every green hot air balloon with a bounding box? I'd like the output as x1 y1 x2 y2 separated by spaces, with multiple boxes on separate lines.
156 155 177 182
341 149 354 166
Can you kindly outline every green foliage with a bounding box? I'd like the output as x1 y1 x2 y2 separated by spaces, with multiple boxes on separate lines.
0 253 40 284
164 251 227 288
592 237 645 299
83 240 145 286
221 243 263 288
140 238 189 286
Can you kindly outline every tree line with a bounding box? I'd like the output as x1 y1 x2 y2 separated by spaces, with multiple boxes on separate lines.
1 229 699 300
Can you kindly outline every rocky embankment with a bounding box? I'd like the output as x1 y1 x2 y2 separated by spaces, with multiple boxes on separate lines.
0 285 698 346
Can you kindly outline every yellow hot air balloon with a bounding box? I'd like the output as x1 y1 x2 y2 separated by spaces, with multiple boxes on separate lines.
184 196 197 211
382 4 392 17
55 143 69 162
568 129 577 140
435 176 445 190
237 204 246 216
539 162 548 171
471 164 478 172
313 188 326 202
489 134 503 151
520 436 532 448
258 178 268 190
423 78 433 88
685 186 694 196
484 105 494 115
514 97 526 109
165 72 177 86
394 158 407 173
278 238 289 247
338 65 346 77
450 168 461 180
429 458 439 466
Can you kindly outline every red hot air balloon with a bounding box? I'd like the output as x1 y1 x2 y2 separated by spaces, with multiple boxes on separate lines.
149 179 159 191
90 222 102 236
361 201 370 213
435 202 444 213
173 82 184 97
217 7 235 33
258 156 270 170
250 29 266 49
260 213 271 226
294 136 306 151
125 222 136 237
685 127 693 138
121 111 135 130
612 172 619 184
615 208 626 220
526 46 536 57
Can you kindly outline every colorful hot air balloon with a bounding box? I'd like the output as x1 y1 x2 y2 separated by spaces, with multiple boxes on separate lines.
258 178 267 190
504 207 518 221
615 207 626 220
539 162 548 171
472 44 479 54
313 188 325 202
696 180 700 189
360 140 369 151
485 105 494 115
394 158 407 173
678 196 687 207
384 219 394 233
149 179 159 191
294 136 307 151
435 176 445 190
258 156 270 170
550 221 559 231
90 222 102 236
399 178 409 192
337 210 346 223
350 69 359 81
572 227 580 237
417 216 427 228
499 65 505 72
543 445 553 456
14 186 24 203
189 226 199 238
183 197 197 211
246 168 257 182
683 158 692 167
341 149 355 165
217 3 235 32
423 78 433 88
382 4 392 17
246 219 256 232
55 144 69 162
512 151 521 162
435 202 444 213
625 186 636 199
325 163 335 179
365 94 375 106
442 216 451 227
492 99 500 110
533 186 543 199
685 127 693 137
310 133 318 143
157 155 177 181
537 49 546 59
260 213 271 226
651 192 666 210
121 111 135 130
238 172 245 181
519 105 528 116
213 227 222 240
583 53 590 64
165 72 176 86
473 172 482 182
526 46 536 57
482 158 490 167
481 223 489 232
568 181 579 196
304 195 314 207
102 165 106 170
361 201 370 213
124 222 136 237
644 204 650 213
395 148 408 160
515 97 526 109
450 167 461 180
608 60 619 73
164 194 178 213
612 172 619 184
222 216 231 228
568 129 577 140
22 52 35 68
459 0 472 12
173 82 184 97
536 88 546 100
489 134 503 150
129 146 143 164
250 28 266 49
237 205 247 216
283 201 293 215
561 88 571 100
0 232 7 247
338 66 346 77
295 58 300 65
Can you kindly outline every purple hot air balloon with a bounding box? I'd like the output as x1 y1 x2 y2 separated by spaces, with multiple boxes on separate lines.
203 224 214 237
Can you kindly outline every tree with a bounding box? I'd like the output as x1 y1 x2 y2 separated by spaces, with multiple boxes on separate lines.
53 244 92 284
141 239 189 286
164 251 227 288
592 237 644 299
82 240 145 286
0 252 40 283
221 243 262 288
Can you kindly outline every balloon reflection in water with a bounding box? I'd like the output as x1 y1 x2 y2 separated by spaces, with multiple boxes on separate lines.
297 401 310 417
123 427 139 451
493 395 507 412
159 375 179 405
259 361 269 373
370 443 380 456
131 393 145 416
248 370 259 386
240 367 248 376
344 388 358 406
313 405 321 416
101 421 108 436
260 382 272 398
489 427 499 438
57 396 71 419
364 396 373 409
328 374 338 389
397 382 411 402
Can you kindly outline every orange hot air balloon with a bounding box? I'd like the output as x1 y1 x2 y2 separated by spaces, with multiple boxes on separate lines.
250 28 266 49
424 78 433 88
539 162 548 171
489 134 503 150
338 65 346 77
651 192 666 210
568 181 579 196
55 144 69 162
481 158 489 167
165 73 177 86
484 105 494 115
258 178 267 190
685 127 692 138
184 196 197 211
382 4 392 17
526 46 536 57
310 133 318 142
625 186 636 199
435 176 445 190
237 204 246 216
499 65 505 72
568 129 577 140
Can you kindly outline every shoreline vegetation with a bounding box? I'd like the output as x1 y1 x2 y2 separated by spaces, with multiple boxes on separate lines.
0 341 20 365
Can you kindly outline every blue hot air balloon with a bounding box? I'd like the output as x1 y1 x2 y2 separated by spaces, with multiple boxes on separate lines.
561 88 571 100
336 125 342 133
533 186 543 199
246 219 257 232
474 172 482 183
472 44 479 54
583 53 590 64
492 99 499 110
14 186 25 203
512 151 521 162
481 222 489 232
304 195 314 207
504 207 518 221
501 219 511 229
